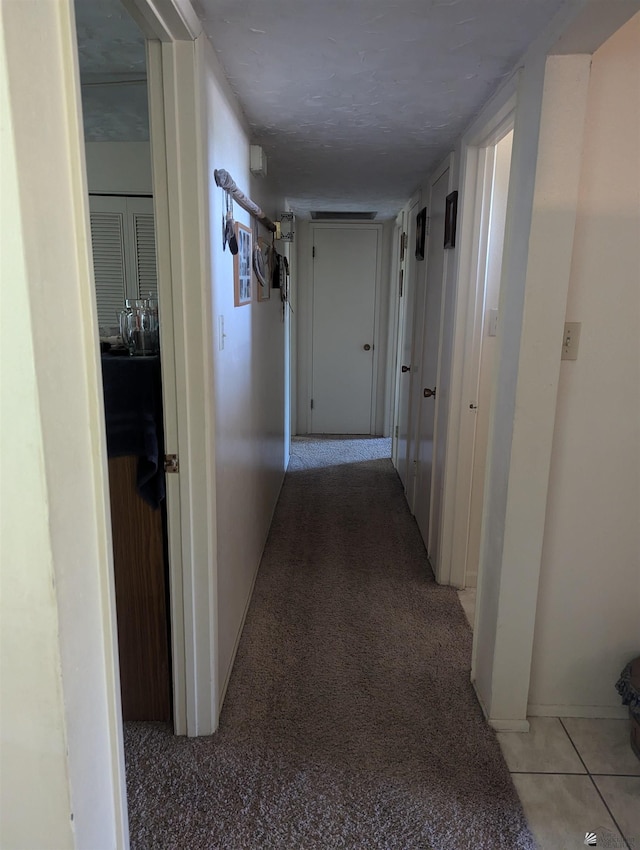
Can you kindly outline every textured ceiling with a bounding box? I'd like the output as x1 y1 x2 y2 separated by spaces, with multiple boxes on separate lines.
74 0 149 142
194 0 567 218
74 0 569 216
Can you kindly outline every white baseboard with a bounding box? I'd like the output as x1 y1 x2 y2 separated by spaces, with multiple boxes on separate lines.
489 718 531 732
218 471 287 716
528 703 629 720
218 555 262 715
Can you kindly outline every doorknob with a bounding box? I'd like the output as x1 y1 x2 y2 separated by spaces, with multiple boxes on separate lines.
423 387 436 398
401 365 410 373
363 344 371 351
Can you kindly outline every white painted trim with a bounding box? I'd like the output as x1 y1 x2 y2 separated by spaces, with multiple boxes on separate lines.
146 40 188 735
216 477 285 710
474 54 592 727
528 705 629 720
218 558 261 711
444 116 515 592
136 21 218 741
400 194 422 492
490 719 532 733
438 88 518 591
123 0 202 41
2 2 129 844
426 154 455 567
407 151 454 559
443 148 494 588
390 210 406 466
370 225 385 435
110 1 218 744
164 37 218 736
303 224 315 434
385 219 403 440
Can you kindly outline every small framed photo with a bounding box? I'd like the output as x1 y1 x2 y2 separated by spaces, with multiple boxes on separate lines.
233 222 252 307
415 207 427 260
444 191 458 249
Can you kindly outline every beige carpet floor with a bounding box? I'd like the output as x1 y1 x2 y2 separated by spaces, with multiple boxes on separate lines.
124 436 536 849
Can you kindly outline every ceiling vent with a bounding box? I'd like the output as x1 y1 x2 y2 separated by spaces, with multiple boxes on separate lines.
310 211 377 221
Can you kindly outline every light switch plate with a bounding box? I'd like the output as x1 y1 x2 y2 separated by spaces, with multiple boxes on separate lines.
488 308 499 337
562 321 581 360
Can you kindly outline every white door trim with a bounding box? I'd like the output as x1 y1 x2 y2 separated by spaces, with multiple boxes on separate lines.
436 83 518 588
130 0 219 736
308 222 384 435
406 154 452 515
392 196 420 481
386 214 404 449
444 118 514 591
425 154 455 562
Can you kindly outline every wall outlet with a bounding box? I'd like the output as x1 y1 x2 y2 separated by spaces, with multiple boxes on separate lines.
561 321 581 360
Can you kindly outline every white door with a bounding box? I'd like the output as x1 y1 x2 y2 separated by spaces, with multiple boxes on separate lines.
395 200 419 487
465 131 513 586
311 227 379 434
414 168 450 558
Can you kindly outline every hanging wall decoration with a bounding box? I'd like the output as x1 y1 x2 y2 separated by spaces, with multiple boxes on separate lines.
233 222 252 306
255 228 270 302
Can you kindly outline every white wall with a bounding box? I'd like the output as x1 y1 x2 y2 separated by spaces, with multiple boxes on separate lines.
1 1 127 845
412 0 640 727
85 141 152 194
198 36 286 707
1 36 74 847
528 14 640 716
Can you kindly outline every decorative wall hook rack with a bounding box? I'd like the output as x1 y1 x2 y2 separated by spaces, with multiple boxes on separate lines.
276 212 295 242
214 168 277 233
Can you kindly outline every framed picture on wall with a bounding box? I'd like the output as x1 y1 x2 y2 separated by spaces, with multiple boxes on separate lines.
444 191 458 249
233 222 252 307
415 207 427 260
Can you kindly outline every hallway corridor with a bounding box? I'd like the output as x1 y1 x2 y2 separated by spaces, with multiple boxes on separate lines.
124 438 534 849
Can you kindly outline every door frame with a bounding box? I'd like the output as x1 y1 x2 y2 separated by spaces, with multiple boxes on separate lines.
387 211 405 461
436 83 518 588
306 222 384 435
411 154 455 556
458 127 514 594
123 1 219 736
391 191 420 480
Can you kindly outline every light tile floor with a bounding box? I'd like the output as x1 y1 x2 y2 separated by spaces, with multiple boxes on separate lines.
455 590 639 847
498 717 640 849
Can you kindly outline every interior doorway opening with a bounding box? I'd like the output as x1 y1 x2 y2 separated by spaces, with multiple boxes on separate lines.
463 129 513 595
76 0 173 725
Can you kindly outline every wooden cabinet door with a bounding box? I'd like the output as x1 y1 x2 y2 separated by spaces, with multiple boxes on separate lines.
108 456 171 722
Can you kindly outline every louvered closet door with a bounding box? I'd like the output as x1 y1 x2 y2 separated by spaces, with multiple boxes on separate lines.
89 195 158 327
127 197 158 303
89 197 128 327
